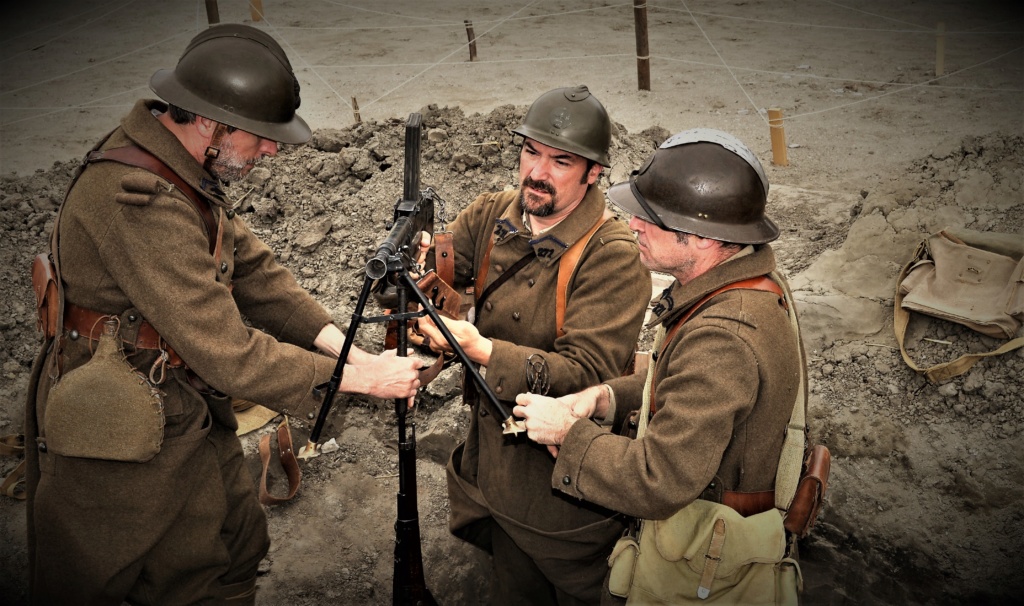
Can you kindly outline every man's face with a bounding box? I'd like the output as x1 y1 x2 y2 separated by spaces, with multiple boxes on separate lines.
518 138 600 219
208 128 279 183
628 215 697 279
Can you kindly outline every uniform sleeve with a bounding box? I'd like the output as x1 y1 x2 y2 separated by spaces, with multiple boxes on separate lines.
551 322 760 520
230 215 334 346
97 192 335 416
487 232 651 397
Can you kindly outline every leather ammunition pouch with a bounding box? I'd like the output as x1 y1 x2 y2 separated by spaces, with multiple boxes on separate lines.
32 253 60 339
783 444 830 538
44 319 165 463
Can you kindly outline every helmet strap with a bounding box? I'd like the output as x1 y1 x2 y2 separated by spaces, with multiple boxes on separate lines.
202 122 229 173
630 180 672 232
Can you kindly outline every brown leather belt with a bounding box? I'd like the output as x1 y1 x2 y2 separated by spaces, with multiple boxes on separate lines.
63 302 185 368
722 489 775 517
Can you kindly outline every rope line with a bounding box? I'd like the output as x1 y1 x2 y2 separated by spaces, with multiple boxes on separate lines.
362 0 544 110
0 30 191 99
0 0 139 66
783 44 1024 121
677 0 769 126
650 4 1022 35
815 0 931 30
0 0 128 49
1 86 148 128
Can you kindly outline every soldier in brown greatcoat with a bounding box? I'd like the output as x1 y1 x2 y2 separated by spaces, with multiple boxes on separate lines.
24 25 421 605
416 86 651 605
515 129 805 603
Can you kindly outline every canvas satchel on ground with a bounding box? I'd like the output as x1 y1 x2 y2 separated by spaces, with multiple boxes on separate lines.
44 319 166 462
895 227 1024 382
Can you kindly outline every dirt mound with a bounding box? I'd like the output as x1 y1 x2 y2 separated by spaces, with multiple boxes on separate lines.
1 106 1021 605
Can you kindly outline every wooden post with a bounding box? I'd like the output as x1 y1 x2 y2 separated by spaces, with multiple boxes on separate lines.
935 22 946 77
633 0 651 91
352 97 361 124
205 0 220 24
250 0 264 22
767 108 789 167
465 20 477 62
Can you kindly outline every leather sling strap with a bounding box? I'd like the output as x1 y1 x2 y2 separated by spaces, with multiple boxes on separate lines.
651 276 785 414
697 518 727 599
0 434 26 500
88 145 219 255
257 418 302 505
435 231 456 286
474 211 611 335
556 210 612 337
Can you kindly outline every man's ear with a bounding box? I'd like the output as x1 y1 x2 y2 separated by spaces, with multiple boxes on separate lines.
194 115 217 139
585 164 603 185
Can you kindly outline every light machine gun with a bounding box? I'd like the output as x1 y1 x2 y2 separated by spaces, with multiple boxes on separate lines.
298 113 518 606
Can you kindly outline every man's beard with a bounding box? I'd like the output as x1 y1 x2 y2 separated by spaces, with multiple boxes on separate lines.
518 176 557 217
208 143 257 184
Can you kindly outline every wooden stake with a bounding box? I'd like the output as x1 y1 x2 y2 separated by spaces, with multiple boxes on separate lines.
352 97 361 124
768 108 789 167
205 0 220 24
633 0 651 91
935 22 946 77
250 0 264 22
465 20 477 62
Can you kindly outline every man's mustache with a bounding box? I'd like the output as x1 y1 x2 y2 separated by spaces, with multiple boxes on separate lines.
522 176 555 195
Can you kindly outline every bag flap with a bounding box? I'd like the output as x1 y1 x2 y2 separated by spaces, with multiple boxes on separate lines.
652 499 786 576
944 227 1024 261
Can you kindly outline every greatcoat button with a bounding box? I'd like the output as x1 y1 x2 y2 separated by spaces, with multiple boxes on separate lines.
220 262 229 273
562 476 571 486
512 312 520 321
38 442 47 453
128 314 138 322
495 386 503 395
528 279 535 287
480 409 489 417
484 301 493 311
226 209 236 219
495 264 504 273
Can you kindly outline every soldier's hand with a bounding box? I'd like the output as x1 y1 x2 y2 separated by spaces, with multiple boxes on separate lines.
513 393 579 456
361 349 421 399
416 315 492 365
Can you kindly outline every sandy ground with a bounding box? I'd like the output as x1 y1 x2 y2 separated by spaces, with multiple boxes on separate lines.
1 1 1023 605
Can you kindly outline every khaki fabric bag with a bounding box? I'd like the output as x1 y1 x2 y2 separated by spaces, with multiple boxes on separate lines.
608 500 800 605
44 319 165 462
895 228 1024 382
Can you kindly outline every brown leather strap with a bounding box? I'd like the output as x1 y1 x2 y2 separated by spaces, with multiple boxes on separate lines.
63 302 185 368
697 518 727 599
722 489 776 517
652 276 785 413
435 231 456 287
556 210 611 337
258 418 302 505
88 146 218 255
1 434 26 500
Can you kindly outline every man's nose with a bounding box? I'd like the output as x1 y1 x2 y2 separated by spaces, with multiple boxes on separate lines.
628 216 646 231
260 139 279 157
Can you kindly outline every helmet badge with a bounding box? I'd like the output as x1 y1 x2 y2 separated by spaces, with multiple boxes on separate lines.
550 108 572 132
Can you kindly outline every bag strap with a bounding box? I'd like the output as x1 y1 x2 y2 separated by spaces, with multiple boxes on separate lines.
894 243 1024 383
474 210 610 336
258 417 302 505
0 434 26 500
556 210 612 337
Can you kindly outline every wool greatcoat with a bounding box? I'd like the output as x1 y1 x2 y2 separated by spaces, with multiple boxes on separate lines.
25 100 338 604
552 244 802 523
438 186 651 603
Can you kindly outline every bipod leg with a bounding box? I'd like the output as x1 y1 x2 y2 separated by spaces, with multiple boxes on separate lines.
298 274 375 459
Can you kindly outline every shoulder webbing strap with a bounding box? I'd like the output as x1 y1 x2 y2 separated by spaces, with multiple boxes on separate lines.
647 276 784 416
88 146 218 255
474 211 611 335
556 210 612 337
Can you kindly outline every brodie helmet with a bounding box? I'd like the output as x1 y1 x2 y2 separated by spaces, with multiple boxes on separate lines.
607 128 779 244
150 24 310 144
512 85 612 168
